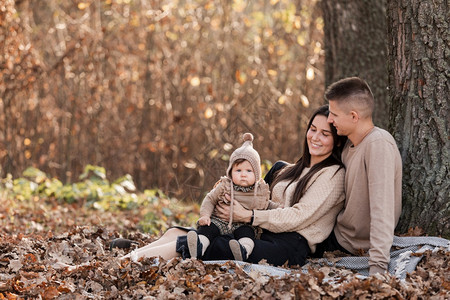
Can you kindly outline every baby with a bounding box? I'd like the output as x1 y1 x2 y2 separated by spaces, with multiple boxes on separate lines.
187 133 276 261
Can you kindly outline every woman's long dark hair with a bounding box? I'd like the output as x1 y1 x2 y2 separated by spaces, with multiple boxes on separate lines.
270 105 347 206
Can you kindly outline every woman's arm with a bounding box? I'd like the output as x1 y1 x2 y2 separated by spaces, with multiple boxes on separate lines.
254 166 345 233
267 200 283 209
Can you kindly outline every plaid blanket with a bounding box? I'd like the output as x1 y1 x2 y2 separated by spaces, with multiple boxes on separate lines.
204 235 450 280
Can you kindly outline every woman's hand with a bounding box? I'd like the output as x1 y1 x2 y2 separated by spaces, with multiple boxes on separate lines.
215 197 253 223
214 201 231 221
230 200 253 223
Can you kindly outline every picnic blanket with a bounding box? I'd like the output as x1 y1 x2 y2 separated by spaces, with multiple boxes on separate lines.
204 236 450 280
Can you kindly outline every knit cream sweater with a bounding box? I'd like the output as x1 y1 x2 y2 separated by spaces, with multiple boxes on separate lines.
253 164 345 253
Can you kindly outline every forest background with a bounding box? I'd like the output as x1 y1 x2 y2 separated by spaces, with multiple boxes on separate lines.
0 0 449 298
1 0 449 236
2 0 325 201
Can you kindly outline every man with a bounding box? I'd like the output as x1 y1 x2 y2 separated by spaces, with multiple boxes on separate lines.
318 77 402 275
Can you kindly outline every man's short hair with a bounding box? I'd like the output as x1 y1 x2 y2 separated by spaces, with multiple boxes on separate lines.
325 77 374 118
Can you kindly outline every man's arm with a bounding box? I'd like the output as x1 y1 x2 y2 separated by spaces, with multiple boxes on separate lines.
366 140 400 274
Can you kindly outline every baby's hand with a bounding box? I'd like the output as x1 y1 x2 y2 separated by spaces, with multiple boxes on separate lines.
197 216 211 226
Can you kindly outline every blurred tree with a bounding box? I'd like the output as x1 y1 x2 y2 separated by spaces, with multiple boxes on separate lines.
387 0 449 237
2 0 326 202
0 0 41 177
321 0 389 128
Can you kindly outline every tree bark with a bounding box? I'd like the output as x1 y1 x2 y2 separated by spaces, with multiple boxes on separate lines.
387 0 449 237
321 0 390 128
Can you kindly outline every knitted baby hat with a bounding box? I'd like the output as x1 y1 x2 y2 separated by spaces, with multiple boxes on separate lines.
226 133 261 182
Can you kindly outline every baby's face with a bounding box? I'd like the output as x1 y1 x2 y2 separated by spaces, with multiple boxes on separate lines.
231 160 256 187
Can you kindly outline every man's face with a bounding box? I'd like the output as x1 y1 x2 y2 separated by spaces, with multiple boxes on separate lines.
327 100 354 136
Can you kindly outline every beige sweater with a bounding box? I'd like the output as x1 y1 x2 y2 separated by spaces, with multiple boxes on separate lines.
200 177 274 226
334 127 402 275
253 165 345 253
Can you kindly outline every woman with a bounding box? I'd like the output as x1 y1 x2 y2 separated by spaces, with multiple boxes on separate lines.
123 105 346 266
200 104 346 266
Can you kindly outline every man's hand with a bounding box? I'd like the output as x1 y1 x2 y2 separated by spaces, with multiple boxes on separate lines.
197 215 211 226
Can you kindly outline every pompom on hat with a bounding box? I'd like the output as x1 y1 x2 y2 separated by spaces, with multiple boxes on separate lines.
226 133 262 182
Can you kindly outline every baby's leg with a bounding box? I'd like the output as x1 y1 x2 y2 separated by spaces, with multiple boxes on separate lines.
190 224 221 257
230 225 256 260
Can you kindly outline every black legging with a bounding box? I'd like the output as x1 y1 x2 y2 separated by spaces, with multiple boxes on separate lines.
202 230 310 267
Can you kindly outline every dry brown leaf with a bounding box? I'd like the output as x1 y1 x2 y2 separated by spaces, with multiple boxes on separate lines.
0 199 449 299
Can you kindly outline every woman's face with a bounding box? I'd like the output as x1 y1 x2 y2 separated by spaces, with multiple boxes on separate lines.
306 115 335 165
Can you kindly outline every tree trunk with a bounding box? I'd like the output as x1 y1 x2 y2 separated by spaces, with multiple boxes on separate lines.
387 0 449 237
321 0 389 128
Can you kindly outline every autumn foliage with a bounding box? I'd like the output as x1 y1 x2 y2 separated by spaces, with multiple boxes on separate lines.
1 0 326 201
2 1 449 298
0 181 449 298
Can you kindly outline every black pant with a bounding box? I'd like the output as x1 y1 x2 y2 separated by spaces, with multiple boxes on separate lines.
197 223 255 242
312 230 351 258
202 230 311 267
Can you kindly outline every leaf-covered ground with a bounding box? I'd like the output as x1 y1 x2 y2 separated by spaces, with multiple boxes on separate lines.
0 197 449 299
